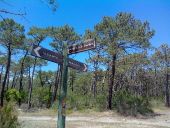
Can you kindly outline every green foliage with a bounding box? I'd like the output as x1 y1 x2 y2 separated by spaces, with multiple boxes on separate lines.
20 90 27 103
6 89 21 102
112 90 153 116
48 25 80 52
67 92 95 110
86 12 155 56
32 87 51 107
0 18 25 49
66 72 107 111
66 73 95 110
150 97 164 109
95 94 107 111
0 103 20 128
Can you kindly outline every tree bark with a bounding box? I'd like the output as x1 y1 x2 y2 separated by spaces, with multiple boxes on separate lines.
165 49 170 107
71 75 74 92
0 65 4 86
93 72 97 98
11 72 17 88
165 72 170 107
108 54 116 110
51 65 62 106
6 72 10 90
27 58 37 109
154 67 158 96
19 50 28 106
13 75 19 88
27 66 32 109
0 66 3 95
0 45 11 107
47 83 52 108
92 59 98 98
38 67 44 87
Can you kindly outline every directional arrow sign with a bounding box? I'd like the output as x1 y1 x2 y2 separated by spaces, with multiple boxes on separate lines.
68 39 96 54
31 45 87 72
31 45 63 64
68 58 87 72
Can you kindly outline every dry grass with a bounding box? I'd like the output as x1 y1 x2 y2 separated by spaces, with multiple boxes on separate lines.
18 108 57 116
19 108 170 128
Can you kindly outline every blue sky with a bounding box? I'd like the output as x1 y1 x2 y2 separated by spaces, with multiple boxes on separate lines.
1 0 170 71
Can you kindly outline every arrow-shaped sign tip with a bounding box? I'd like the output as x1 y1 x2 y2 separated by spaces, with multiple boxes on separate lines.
34 46 41 57
83 64 88 72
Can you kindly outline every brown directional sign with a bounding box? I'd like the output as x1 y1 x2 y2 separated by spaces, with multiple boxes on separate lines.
31 45 63 64
31 45 87 72
68 39 96 54
68 58 87 72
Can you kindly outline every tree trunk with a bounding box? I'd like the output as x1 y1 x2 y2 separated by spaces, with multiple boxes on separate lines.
27 66 32 109
19 50 28 106
165 73 170 107
27 57 37 109
92 59 98 97
93 72 97 98
13 75 19 88
39 67 44 87
11 72 17 88
0 65 4 90
108 54 116 110
47 83 52 108
71 75 74 92
165 49 170 107
6 73 10 90
0 46 11 107
154 67 158 96
51 65 62 106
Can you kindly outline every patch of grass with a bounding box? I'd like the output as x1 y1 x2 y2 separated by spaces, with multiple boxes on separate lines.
150 98 165 110
18 108 57 116
112 90 153 116
0 102 20 128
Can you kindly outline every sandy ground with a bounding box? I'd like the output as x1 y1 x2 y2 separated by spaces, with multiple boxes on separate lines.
18 109 170 128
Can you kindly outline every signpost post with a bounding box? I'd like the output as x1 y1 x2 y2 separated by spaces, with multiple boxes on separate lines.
31 39 96 128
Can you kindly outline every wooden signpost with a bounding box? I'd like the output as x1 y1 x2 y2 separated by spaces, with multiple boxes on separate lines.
31 39 96 128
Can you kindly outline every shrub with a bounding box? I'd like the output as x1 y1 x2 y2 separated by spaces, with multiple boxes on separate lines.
0 103 20 128
66 91 96 111
20 90 27 103
112 90 153 116
6 89 21 102
32 87 51 108
95 94 107 111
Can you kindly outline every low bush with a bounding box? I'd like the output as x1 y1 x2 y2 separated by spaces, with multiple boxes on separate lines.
32 87 51 108
67 93 95 110
95 94 107 111
6 88 21 102
0 103 20 128
112 90 153 116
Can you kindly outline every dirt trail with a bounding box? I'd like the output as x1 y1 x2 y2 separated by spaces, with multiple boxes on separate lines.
19 109 170 128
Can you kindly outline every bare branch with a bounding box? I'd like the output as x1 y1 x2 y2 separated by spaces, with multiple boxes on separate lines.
0 9 26 16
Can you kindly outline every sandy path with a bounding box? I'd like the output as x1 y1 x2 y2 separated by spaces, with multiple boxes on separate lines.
19 110 170 128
